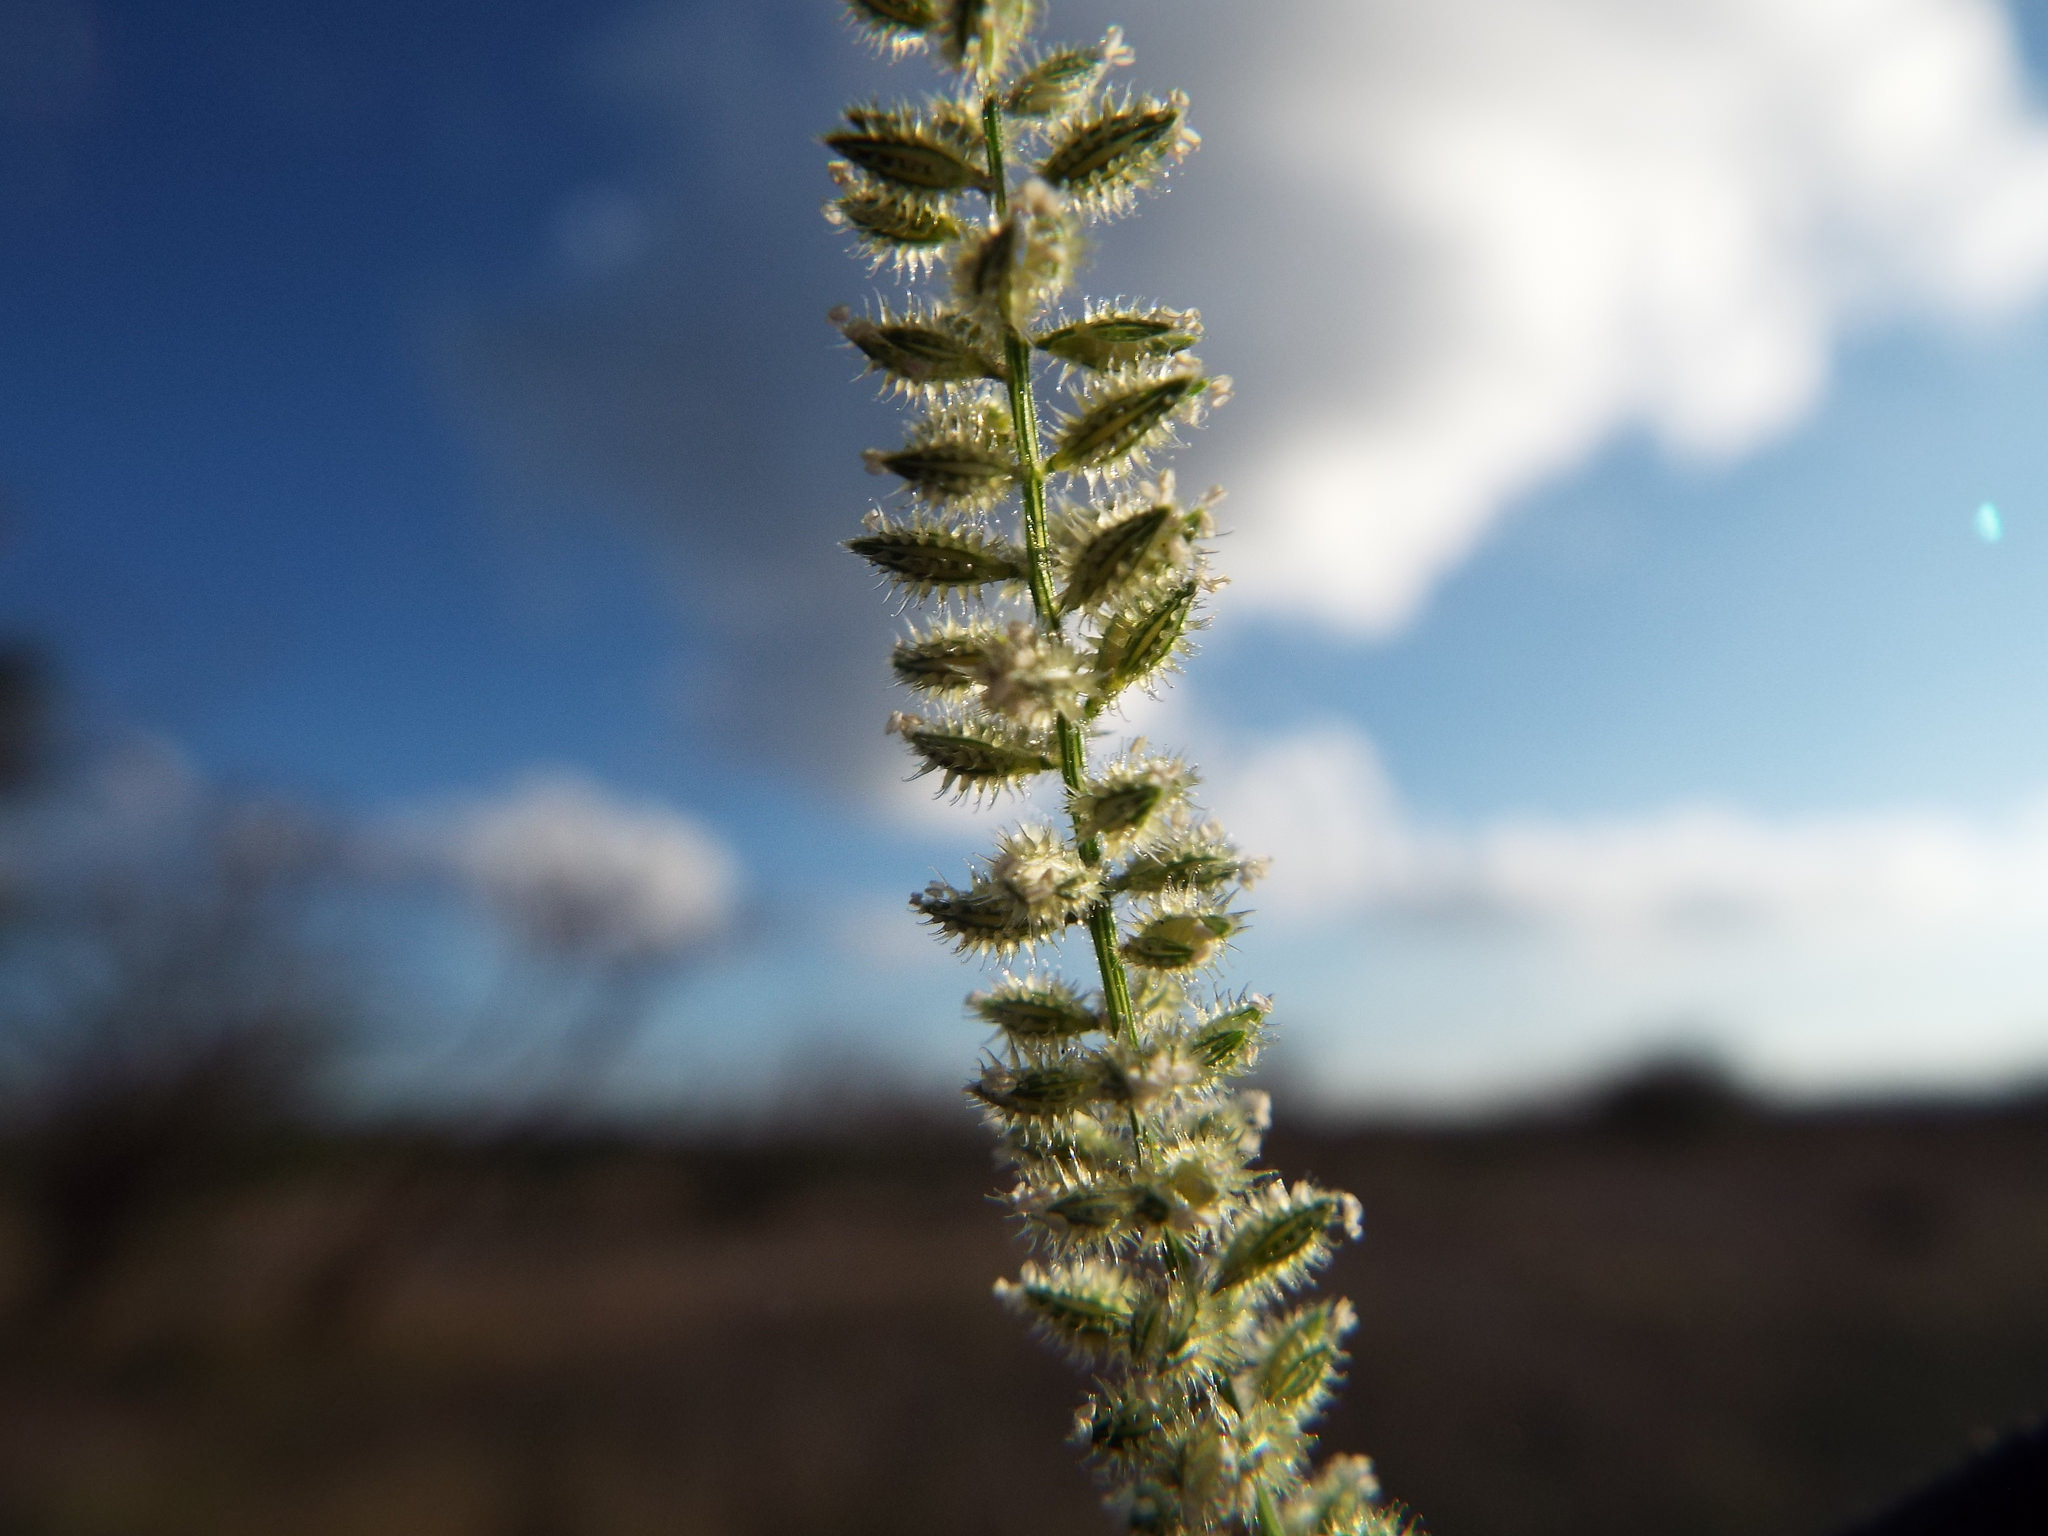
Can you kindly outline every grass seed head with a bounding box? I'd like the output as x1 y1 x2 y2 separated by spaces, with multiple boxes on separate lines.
824 5 1386 1525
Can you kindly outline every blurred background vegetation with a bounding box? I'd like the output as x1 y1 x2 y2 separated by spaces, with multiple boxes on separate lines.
0 640 2043 1536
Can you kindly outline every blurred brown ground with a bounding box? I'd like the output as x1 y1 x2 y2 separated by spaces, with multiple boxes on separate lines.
1 1083 2045 1536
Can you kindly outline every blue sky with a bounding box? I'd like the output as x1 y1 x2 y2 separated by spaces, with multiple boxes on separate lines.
7 0 2048 1109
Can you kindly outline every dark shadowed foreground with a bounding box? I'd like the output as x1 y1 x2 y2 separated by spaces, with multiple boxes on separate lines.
0 1083 2045 1536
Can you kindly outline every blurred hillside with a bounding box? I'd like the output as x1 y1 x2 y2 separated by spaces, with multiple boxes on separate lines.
3 640 2045 1532
0 1079 2044 1536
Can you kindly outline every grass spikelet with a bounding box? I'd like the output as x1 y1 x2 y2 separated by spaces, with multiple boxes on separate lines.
846 516 1025 600
826 102 991 195
833 302 1005 394
1046 369 1225 478
888 708 1056 796
1038 90 1200 218
1036 302 1203 374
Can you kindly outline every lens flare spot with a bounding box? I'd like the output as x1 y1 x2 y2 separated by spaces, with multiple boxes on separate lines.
1976 502 2003 544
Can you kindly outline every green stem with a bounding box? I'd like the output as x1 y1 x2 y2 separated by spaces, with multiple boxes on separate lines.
981 96 1141 1058
1254 1482 1287 1536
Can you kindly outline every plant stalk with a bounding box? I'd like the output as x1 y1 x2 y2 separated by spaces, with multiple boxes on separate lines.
982 95 1141 1057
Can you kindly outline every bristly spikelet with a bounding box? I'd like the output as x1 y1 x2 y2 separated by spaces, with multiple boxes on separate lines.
1094 576 1207 699
1028 1171 1143 1250
827 101 992 196
973 618 1090 728
1119 894 1245 973
1287 1455 1381 1536
972 971 1102 1040
986 822 1100 920
955 178 1075 334
1287 1458 1425 1536
833 302 1005 396
890 616 1003 695
1099 1035 1204 1114
1188 993 1273 1079
864 399 1017 508
1037 90 1199 218
1211 1183 1364 1297
848 512 1025 601
1035 301 1203 376
913 823 1100 953
1107 814 1262 897
844 0 938 57
938 0 1039 81
975 1047 1116 1118
1054 474 1215 615
888 707 1055 798
1022 1158 1229 1253
823 6 1404 1531
826 164 967 273
1245 1299 1355 1416
995 1260 1135 1359
1047 367 1229 479
1072 750 1197 855
1004 27 1133 120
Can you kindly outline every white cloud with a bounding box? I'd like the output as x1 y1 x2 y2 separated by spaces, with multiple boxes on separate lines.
1166 0 2048 633
1191 720 2048 1100
424 772 739 963
1209 721 2048 935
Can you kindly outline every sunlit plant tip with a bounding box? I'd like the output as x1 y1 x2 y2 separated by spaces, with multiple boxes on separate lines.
822 5 1409 1531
